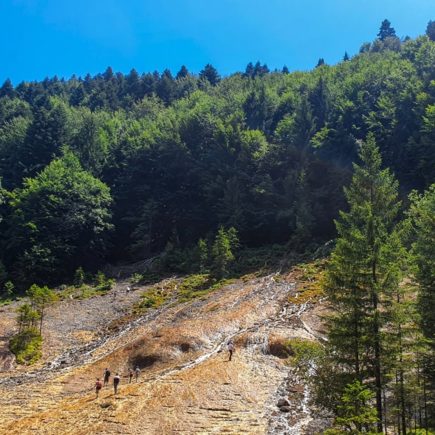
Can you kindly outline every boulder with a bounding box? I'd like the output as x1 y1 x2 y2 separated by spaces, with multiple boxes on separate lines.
277 398 290 407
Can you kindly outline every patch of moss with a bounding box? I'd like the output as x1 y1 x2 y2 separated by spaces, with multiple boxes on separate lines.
284 338 324 373
9 328 42 365
59 284 108 300
133 281 176 314
177 274 235 302
289 260 326 304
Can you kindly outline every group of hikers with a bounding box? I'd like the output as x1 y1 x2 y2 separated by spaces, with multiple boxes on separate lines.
94 340 236 398
95 366 141 397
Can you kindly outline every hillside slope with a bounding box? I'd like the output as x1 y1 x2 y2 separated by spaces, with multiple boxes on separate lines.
0 268 328 434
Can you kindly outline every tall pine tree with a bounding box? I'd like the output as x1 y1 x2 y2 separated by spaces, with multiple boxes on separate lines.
325 134 402 432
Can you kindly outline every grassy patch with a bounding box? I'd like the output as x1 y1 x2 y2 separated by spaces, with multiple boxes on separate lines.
0 297 15 306
58 284 110 301
133 280 176 314
9 328 42 365
289 260 326 304
285 338 324 373
177 274 235 302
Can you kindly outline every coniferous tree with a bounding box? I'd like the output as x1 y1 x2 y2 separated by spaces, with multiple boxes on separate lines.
199 64 220 85
176 65 189 79
426 20 435 41
325 381 378 433
211 227 238 280
409 185 435 428
324 134 403 432
0 79 15 98
378 19 397 41
27 284 56 333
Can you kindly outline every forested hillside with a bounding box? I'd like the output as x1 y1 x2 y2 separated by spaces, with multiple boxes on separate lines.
0 20 434 288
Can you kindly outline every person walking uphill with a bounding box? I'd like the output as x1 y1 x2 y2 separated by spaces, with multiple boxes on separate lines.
128 368 133 383
113 373 120 395
95 378 103 398
227 340 235 361
103 368 111 386
135 366 141 382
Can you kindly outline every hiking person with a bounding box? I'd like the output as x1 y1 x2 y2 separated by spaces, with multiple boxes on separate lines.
128 368 133 383
113 373 120 394
227 340 235 361
135 366 141 382
103 368 111 386
95 378 103 398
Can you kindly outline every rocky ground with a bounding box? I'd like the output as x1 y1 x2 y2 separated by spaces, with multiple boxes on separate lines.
0 268 330 434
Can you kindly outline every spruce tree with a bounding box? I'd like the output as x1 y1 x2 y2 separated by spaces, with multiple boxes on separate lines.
426 20 435 41
325 134 402 432
199 64 220 85
378 19 397 41
409 184 435 427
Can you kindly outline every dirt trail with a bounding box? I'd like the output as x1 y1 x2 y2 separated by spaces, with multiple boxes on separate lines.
0 271 327 434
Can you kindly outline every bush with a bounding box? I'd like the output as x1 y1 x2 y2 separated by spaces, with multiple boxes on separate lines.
133 284 174 314
95 271 115 292
9 328 42 365
1 281 15 302
130 273 143 285
74 267 85 287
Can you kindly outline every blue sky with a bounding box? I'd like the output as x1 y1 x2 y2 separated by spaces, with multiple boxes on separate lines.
1 0 435 83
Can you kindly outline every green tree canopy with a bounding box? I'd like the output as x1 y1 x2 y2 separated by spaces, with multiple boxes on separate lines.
7 151 112 284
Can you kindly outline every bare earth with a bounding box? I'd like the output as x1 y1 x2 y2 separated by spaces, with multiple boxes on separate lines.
0 270 329 434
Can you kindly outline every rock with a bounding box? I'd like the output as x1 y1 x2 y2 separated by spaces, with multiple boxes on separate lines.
279 406 291 413
277 398 290 407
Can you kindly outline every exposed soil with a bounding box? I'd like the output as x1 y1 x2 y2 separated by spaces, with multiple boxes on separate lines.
0 269 328 434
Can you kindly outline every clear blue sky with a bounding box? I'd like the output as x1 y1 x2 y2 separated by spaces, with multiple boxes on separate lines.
1 0 435 83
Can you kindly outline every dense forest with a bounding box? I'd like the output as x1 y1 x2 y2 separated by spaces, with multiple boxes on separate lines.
0 19 434 288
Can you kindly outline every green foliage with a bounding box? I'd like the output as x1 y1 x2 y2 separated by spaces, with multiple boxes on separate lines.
286 338 325 375
0 24 434 295
197 238 209 273
16 303 40 331
27 284 56 333
95 271 115 292
7 151 112 284
325 381 378 434
177 274 234 302
130 273 143 285
324 135 403 431
211 227 239 279
378 19 397 41
426 20 435 41
73 267 85 288
177 274 210 302
409 185 435 343
2 280 15 299
0 260 6 286
9 328 42 365
408 184 435 425
199 64 220 85
134 285 172 314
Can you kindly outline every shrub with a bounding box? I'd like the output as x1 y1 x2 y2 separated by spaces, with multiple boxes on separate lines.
95 271 115 292
1 281 15 300
9 328 42 365
134 285 172 314
73 267 85 287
